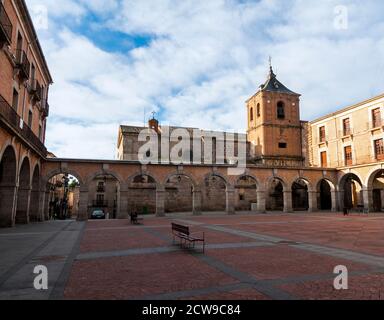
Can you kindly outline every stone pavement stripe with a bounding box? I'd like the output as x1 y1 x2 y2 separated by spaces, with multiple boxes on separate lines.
137 283 250 300
206 225 285 243
49 221 86 300
194 254 298 300
76 242 274 261
205 224 384 268
76 246 180 260
0 232 57 237
172 219 203 226
262 267 384 286
292 243 384 268
0 221 74 288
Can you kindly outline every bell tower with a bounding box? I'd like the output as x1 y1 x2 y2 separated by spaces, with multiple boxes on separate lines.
246 63 304 167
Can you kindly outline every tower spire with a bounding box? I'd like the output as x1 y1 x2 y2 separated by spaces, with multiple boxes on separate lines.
269 56 275 78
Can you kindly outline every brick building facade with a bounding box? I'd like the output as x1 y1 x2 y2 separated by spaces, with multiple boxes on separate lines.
1 0 384 227
0 0 52 227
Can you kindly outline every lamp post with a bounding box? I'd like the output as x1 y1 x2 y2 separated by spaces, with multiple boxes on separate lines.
62 174 69 220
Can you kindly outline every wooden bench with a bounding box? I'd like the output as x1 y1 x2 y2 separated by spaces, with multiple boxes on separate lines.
130 212 143 225
171 223 205 253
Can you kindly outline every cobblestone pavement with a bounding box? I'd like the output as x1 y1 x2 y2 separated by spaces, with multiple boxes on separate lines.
2 213 384 300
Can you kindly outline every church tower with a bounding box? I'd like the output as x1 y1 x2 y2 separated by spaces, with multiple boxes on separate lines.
246 63 304 167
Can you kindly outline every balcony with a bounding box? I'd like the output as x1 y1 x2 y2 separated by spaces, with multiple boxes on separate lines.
42 99 49 118
370 119 383 130
0 94 47 157
29 79 42 102
0 3 12 45
15 49 30 80
92 200 108 208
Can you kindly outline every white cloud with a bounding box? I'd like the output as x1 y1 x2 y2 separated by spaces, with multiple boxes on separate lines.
25 0 384 159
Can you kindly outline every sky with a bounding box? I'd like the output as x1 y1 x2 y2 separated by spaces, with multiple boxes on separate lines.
25 0 384 160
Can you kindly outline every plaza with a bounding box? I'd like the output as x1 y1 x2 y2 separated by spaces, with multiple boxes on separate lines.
2 212 384 300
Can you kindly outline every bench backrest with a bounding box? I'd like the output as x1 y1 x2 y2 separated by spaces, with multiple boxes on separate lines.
172 223 190 236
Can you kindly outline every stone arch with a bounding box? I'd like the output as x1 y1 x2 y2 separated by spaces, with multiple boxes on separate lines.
316 178 336 211
44 169 85 221
44 168 86 190
86 170 124 187
127 172 158 214
163 172 198 190
366 169 384 212
164 173 197 213
87 171 122 220
15 157 31 224
291 178 310 211
339 173 364 210
0 145 17 227
266 176 287 211
235 174 259 211
127 172 159 187
202 172 230 212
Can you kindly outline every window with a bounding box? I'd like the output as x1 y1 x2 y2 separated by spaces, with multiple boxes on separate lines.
257 103 261 117
97 181 105 192
28 110 33 127
344 146 353 166
31 64 36 81
320 151 327 167
372 108 381 128
343 118 351 136
277 101 285 119
250 107 254 121
38 124 42 140
319 126 326 143
374 139 384 160
279 142 287 149
12 89 19 111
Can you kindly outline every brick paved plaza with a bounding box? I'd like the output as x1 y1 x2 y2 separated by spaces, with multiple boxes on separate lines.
2 212 384 300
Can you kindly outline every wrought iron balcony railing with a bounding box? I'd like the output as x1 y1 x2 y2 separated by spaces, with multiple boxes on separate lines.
0 94 47 156
97 186 106 192
15 49 30 80
42 99 49 118
0 3 12 45
92 200 108 207
29 79 42 102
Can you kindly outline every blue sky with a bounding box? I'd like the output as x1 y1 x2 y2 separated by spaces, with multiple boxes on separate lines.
25 0 384 159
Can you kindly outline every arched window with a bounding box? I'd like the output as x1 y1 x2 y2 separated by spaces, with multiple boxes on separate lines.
277 101 285 119
257 103 261 117
250 107 254 121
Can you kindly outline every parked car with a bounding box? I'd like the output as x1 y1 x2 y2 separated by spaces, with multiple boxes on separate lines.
91 210 106 220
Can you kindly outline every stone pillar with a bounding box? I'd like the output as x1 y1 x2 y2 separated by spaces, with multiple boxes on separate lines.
193 189 202 215
308 191 317 212
15 187 31 224
362 188 373 213
156 186 165 217
283 191 293 213
0 185 17 228
381 190 384 211
44 191 50 220
226 187 236 215
257 190 266 213
118 190 129 219
77 191 89 221
28 188 40 222
331 190 338 212
37 190 46 221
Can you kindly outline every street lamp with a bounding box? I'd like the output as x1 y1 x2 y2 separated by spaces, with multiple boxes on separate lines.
61 174 69 220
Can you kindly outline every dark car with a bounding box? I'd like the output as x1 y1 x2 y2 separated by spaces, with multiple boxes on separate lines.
91 210 106 219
